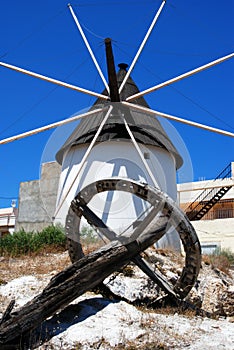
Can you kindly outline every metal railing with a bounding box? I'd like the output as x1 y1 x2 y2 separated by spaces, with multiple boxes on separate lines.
185 163 232 214
203 207 234 220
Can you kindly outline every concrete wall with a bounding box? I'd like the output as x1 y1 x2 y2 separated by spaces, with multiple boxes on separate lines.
15 161 61 232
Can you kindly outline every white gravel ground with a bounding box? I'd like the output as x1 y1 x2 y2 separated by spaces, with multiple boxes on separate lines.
0 273 234 349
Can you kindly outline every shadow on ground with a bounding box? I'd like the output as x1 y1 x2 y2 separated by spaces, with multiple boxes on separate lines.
25 297 115 349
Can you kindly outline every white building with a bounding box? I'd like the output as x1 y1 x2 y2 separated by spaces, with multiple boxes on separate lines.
0 206 18 236
178 162 234 253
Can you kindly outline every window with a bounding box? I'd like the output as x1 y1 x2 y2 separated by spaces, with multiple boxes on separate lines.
201 243 220 255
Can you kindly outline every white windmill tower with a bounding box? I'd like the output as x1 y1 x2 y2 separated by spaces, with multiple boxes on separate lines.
54 56 184 250
0 0 233 298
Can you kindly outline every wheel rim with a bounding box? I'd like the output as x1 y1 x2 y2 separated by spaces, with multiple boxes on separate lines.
66 178 201 299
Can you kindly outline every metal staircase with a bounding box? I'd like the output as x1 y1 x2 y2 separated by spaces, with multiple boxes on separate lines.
185 163 232 221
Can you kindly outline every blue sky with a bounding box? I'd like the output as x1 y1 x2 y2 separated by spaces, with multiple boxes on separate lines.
0 0 233 208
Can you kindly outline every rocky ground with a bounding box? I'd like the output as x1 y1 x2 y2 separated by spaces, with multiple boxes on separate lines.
0 249 234 349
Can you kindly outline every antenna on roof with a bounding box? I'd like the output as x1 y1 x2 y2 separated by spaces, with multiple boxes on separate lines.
11 199 16 208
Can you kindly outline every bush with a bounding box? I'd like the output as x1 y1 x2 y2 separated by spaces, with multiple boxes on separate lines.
80 225 99 245
79 225 103 254
203 247 234 274
216 247 234 265
0 224 66 257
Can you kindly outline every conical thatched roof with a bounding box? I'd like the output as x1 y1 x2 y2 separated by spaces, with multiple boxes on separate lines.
56 64 183 168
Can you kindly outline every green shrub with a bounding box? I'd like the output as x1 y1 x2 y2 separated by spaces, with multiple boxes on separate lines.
211 247 234 264
80 225 99 245
38 224 66 246
0 224 66 257
217 247 234 265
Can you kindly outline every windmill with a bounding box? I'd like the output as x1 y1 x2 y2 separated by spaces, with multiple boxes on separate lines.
0 0 233 300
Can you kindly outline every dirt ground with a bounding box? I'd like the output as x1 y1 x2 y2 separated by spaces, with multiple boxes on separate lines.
0 251 70 313
0 250 234 349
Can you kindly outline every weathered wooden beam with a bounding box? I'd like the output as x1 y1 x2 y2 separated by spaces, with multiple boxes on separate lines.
0 300 15 327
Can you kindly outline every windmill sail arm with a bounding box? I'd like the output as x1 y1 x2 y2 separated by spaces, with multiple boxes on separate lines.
118 0 166 95
126 52 234 101
0 61 109 100
54 104 114 217
121 116 159 188
68 4 110 94
0 107 105 145
122 101 234 138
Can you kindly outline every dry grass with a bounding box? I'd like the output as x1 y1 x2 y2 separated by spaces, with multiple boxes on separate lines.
203 254 231 275
0 251 71 283
145 247 185 265
0 251 71 315
136 302 197 319
202 247 234 276
82 241 104 255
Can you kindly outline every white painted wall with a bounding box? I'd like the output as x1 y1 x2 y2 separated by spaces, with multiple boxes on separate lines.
177 162 234 253
0 207 17 235
178 178 234 205
192 218 234 253
54 141 180 249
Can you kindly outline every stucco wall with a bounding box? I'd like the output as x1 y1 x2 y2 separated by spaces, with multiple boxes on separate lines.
192 218 234 253
178 178 234 208
55 141 177 230
55 141 182 251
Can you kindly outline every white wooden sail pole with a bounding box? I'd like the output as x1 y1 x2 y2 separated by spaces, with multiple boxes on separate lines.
0 61 108 100
126 52 234 101
121 117 159 188
68 4 110 94
54 104 113 218
118 0 166 94
122 101 234 138
0 108 104 145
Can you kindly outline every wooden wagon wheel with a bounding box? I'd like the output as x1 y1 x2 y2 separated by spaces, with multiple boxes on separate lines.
0 179 201 347
66 178 201 300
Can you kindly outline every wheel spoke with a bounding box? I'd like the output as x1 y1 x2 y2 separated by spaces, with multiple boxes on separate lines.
132 255 178 298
